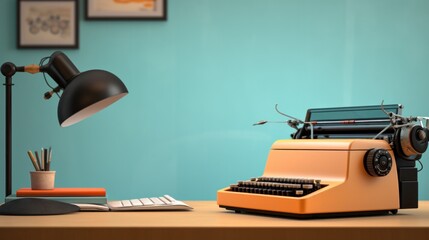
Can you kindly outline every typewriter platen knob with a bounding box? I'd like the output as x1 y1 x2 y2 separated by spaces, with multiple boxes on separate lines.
364 149 392 177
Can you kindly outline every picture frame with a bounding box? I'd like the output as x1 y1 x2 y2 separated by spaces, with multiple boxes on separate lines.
17 0 79 49
86 0 167 20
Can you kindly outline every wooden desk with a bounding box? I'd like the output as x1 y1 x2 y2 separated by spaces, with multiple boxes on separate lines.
0 201 428 240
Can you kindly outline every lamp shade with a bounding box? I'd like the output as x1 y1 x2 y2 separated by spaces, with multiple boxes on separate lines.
58 69 128 127
39 51 128 127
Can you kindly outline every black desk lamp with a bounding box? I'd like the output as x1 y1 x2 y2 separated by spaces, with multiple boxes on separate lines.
0 51 128 215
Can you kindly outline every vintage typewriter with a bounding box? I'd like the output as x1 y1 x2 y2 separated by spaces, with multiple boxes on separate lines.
217 104 429 218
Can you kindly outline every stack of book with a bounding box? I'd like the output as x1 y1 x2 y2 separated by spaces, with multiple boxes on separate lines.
6 188 107 205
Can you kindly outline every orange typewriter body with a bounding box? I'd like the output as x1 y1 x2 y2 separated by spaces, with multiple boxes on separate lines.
217 139 400 217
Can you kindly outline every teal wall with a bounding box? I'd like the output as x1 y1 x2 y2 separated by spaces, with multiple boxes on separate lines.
1 0 429 200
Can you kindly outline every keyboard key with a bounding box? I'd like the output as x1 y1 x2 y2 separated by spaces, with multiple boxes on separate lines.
159 197 171 204
122 200 132 207
163 195 175 202
150 197 165 205
140 198 154 205
131 199 143 206
108 201 123 208
296 190 304 196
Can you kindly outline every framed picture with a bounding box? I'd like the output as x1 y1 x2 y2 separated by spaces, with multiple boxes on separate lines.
17 0 78 49
86 0 167 20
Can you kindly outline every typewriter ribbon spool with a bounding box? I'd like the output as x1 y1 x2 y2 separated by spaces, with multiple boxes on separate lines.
394 125 428 161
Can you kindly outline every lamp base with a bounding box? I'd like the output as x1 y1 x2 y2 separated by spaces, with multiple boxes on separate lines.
0 198 80 215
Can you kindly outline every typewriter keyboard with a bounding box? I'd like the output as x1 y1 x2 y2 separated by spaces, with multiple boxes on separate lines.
229 177 324 197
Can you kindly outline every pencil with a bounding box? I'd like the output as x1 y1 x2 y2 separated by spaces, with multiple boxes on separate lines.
27 151 41 171
41 148 45 171
43 148 48 171
35 151 41 171
47 147 52 171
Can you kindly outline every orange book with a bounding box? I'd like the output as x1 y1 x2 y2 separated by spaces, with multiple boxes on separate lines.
16 188 106 197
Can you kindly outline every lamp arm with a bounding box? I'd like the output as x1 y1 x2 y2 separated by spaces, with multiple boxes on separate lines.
1 62 41 198
1 62 42 76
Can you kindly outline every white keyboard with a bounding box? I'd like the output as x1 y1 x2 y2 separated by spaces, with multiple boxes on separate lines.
107 195 193 211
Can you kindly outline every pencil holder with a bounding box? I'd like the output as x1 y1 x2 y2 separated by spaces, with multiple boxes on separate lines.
30 171 55 190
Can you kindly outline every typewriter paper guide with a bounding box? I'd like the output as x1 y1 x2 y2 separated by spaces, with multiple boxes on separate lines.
217 139 400 215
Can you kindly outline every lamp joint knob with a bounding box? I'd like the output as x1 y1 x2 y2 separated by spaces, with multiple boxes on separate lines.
1 62 17 77
24 64 40 74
